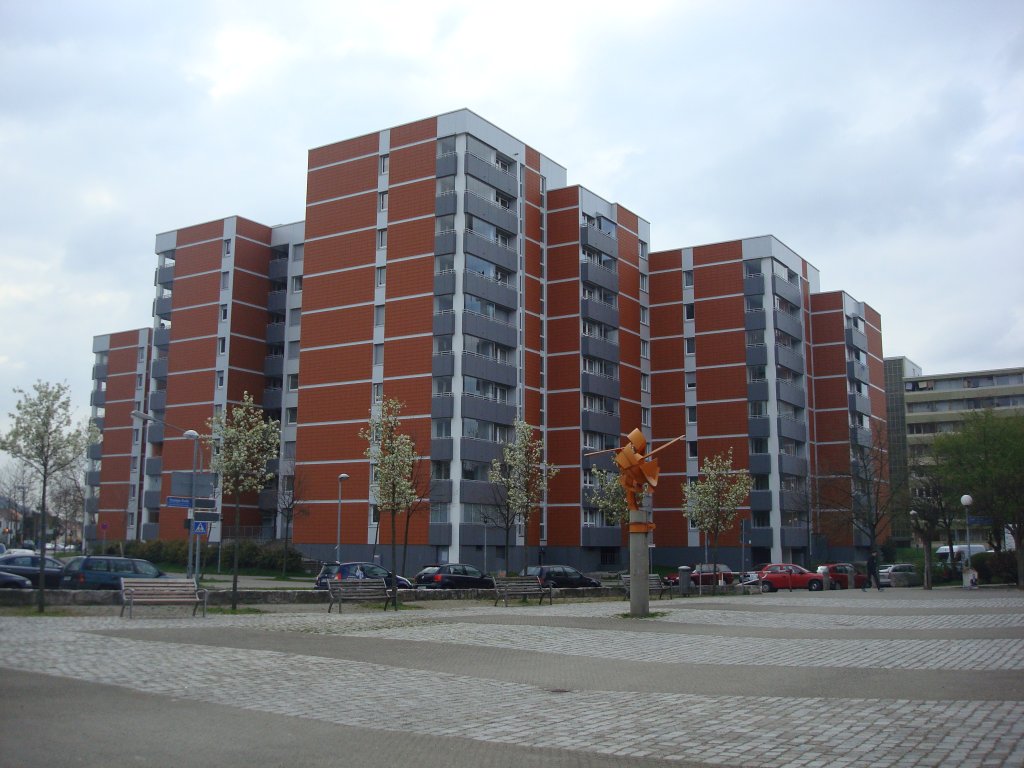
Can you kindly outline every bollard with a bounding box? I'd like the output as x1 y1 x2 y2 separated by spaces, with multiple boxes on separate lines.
677 565 692 596
816 565 830 591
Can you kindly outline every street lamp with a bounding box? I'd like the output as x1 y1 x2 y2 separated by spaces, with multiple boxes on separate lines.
132 411 201 578
336 473 349 562
960 494 973 570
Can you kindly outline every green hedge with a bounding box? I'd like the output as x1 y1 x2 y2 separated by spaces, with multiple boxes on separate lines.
116 539 304 572
969 551 1017 585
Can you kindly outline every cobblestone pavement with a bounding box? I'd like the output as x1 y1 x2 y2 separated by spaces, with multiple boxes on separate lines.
2 589 1023 767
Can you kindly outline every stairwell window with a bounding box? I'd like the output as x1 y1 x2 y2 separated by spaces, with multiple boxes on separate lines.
291 276 303 293
377 229 387 249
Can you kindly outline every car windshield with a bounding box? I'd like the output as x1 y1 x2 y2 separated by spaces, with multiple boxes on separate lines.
417 567 439 576
524 566 541 576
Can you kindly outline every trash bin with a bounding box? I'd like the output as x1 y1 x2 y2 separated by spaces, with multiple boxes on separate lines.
816 565 830 591
677 566 692 595
962 568 978 590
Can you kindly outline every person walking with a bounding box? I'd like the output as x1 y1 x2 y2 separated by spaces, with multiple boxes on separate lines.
863 551 882 591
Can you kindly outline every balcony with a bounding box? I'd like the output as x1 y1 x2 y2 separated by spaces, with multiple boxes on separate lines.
428 522 452 545
154 295 172 319
465 191 517 233
748 454 772 475
430 438 453 461
746 344 768 366
267 290 287 313
775 345 804 375
464 229 516 272
781 525 810 548
266 322 286 344
580 334 619 363
258 489 278 512
579 225 617 258
146 422 164 443
777 417 807 442
434 191 457 217
778 454 808 476
464 270 516 310
143 490 162 510
463 311 517 349
776 380 806 408
772 274 802 307
459 439 503 464
148 389 166 412
847 360 869 383
462 352 516 386
153 325 170 348
89 389 106 407
86 470 101 487
460 523 504 546
581 526 623 547
744 309 766 331
435 230 456 256
748 416 770 439
848 392 871 415
85 496 99 515
431 395 454 419
145 457 162 477
462 393 515 424
773 309 802 339
749 489 772 512
434 270 456 297
268 258 289 281
850 426 873 447
263 355 284 377
460 480 500 505
465 153 516 197
743 273 765 295
436 152 457 178
580 297 619 328
91 363 108 381
845 326 868 352
579 260 618 293
581 371 619 400
262 388 282 410
156 264 175 288
151 357 168 380
581 409 619 436
87 442 103 460
429 480 452 503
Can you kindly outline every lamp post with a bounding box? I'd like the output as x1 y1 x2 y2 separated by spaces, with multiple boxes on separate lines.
960 494 973 570
132 411 201 578
336 473 349 562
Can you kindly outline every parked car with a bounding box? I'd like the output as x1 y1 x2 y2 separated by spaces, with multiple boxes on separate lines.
689 564 735 587
414 563 495 589
0 570 32 589
879 563 922 587
314 561 413 591
60 556 166 590
756 563 825 592
0 554 66 588
822 562 866 590
522 565 600 589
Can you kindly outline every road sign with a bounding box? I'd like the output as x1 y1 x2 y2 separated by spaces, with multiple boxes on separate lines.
166 496 192 508
192 521 210 535
194 511 220 522
194 498 217 510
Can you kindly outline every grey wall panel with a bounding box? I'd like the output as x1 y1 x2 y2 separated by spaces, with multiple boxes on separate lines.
461 394 515 423
461 353 517 386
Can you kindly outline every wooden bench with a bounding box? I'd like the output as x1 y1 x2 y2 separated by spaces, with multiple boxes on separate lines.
621 574 673 600
493 576 554 607
327 578 397 613
120 578 208 618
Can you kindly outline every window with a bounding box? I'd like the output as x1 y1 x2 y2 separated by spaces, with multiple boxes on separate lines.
374 305 385 327
685 338 696 355
285 407 297 425
283 441 296 459
748 366 767 382
288 373 299 390
686 374 696 390
218 338 226 355
749 401 767 417
684 270 694 288
641 407 650 426
434 335 453 354
291 276 303 293
217 371 225 388
750 438 768 455
221 271 230 289
220 304 228 321
437 136 456 156
223 239 231 256
432 419 451 438
640 373 650 392
133 428 139 444
138 347 145 361
685 304 695 321
380 154 389 174
430 503 449 523
639 273 648 292
640 306 649 325
746 296 763 312
687 406 697 424
640 340 650 359
136 374 143 387
431 461 450 480
377 229 387 248
746 330 764 346
373 344 384 365
688 441 698 458
433 376 452 395
379 191 388 210
372 383 383 403
376 266 386 287
639 240 649 260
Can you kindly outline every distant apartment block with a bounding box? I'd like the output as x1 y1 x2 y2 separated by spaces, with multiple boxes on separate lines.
87 109 887 572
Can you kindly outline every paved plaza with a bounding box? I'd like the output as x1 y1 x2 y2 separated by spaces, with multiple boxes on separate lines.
1 588 1022 767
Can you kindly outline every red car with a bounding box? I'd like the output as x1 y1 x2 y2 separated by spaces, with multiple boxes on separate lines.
823 562 867 590
756 563 825 592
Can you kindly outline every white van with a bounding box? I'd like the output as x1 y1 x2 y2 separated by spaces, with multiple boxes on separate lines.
935 544 987 565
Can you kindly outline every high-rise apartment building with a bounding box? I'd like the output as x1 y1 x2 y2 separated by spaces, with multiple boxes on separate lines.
87 109 886 572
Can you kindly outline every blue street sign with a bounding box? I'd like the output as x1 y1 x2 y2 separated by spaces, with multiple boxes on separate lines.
192 521 210 535
166 496 193 508
967 516 992 527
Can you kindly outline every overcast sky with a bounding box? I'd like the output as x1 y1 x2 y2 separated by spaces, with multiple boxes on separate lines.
1 0 1021 431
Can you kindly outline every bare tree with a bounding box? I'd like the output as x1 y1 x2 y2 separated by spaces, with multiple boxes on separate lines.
276 462 309 576
816 422 893 556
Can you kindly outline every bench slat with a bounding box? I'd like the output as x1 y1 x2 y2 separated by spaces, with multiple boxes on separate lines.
621 574 673 600
120 578 207 618
493 577 554 607
326 578 396 613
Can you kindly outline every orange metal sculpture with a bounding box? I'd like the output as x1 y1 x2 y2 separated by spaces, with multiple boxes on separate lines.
587 429 685 531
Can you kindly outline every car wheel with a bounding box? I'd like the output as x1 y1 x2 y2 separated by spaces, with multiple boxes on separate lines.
808 580 823 591
760 581 774 593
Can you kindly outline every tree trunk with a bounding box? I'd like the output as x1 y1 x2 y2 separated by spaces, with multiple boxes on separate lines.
922 529 934 590
402 509 413 578
281 514 289 577
37 471 49 613
390 511 399 608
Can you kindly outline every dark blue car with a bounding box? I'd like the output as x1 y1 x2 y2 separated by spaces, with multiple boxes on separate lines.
60 556 165 590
